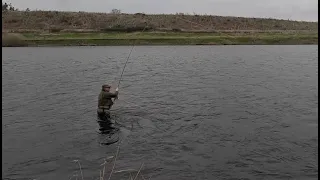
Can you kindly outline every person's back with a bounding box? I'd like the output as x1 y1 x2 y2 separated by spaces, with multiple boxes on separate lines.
98 91 118 109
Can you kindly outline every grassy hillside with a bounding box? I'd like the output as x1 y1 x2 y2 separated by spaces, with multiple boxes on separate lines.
2 10 318 46
2 10 318 33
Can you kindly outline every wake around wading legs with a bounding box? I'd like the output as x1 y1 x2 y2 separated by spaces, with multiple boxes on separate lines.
97 84 119 134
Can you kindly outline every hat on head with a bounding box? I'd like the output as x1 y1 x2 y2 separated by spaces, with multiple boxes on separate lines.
102 84 111 88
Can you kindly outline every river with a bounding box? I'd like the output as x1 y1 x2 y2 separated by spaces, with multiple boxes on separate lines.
2 45 318 180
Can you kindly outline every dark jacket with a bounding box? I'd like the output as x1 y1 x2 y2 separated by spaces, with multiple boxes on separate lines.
98 91 118 109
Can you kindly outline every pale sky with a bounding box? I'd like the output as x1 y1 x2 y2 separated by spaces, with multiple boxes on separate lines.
4 0 318 22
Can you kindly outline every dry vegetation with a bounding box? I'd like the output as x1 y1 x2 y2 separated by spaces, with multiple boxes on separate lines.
2 6 318 46
2 10 318 33
70 145 148 180
2 32 27 46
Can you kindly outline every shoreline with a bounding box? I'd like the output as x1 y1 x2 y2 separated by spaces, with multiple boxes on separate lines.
2 10 318 47
2 32 318 47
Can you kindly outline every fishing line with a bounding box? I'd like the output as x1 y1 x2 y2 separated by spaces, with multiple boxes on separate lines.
106 25 149 144
117 25 149 89
174 15 291 72
112 25 149 109
115 15 242 92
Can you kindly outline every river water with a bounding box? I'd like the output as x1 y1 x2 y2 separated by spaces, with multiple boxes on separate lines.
2 45 318 180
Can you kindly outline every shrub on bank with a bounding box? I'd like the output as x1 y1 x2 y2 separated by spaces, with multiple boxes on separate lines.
100 24 154 32
2 33 27 47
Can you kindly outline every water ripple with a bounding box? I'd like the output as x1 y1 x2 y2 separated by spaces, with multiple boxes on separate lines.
2 45 318 180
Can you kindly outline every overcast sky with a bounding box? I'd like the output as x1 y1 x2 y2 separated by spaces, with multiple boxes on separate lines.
5 0 318 21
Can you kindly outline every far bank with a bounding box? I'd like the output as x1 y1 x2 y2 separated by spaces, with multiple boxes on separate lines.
2 32 318 47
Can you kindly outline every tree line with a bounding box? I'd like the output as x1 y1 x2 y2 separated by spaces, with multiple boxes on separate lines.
2 2 19 11
2 2 120 14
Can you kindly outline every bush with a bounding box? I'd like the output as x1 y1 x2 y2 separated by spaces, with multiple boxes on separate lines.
172 28 182 32
49 28 63 33
134 13 146 16
100 25 154 32
111 9 121 14
2 33 28 47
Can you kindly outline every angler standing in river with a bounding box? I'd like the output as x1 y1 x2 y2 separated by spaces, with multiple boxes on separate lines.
97 84 119 121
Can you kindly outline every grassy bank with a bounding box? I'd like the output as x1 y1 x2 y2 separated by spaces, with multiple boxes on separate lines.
2 10 318 46
2 31 318 47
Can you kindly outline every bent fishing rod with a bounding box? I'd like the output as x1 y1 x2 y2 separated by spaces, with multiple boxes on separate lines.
114 25 149 102
114 15 273 99
115 16 225 90
114 17 211 102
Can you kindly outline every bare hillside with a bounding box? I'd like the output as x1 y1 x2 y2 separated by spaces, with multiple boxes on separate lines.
2 11 318 32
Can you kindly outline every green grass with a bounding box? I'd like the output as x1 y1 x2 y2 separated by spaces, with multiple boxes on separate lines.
2 32 318 47
22 31 318 39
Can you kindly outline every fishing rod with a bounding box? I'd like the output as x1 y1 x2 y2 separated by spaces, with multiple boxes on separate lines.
114 25 149 102
114 15 278 98
115 15 236 90
114 16 221 102
116 16 213 90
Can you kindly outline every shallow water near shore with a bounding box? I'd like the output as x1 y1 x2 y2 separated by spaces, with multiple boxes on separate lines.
2 45 318 180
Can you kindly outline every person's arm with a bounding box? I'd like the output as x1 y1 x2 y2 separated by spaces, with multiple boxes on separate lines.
103 91 118 98
102 88 119 98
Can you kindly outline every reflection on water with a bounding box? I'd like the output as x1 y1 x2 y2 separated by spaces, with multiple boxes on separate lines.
97 111 120 145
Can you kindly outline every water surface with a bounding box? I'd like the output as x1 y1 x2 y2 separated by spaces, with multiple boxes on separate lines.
2 45 318 180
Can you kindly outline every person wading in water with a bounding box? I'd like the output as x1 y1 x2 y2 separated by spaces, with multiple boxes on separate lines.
97 84 119 121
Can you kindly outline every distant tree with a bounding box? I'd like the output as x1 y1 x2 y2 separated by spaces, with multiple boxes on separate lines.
2 2 9 11
26 8 30 11
9 5 15 11
2 2 17 11
111 9 121 14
